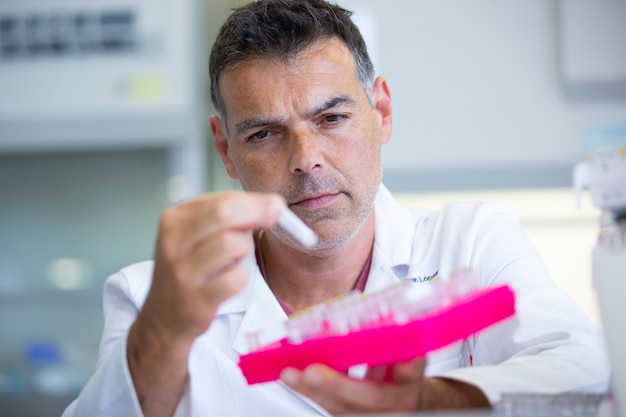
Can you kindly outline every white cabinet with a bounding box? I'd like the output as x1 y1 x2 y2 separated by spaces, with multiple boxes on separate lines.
0 0 210 196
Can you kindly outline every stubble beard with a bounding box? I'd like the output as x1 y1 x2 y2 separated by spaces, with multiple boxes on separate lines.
275 173 378 251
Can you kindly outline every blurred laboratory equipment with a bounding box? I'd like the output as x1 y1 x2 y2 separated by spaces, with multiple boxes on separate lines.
0 0 221 415
574 122 626 417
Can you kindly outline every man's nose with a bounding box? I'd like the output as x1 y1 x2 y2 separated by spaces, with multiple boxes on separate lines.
287 129 324 175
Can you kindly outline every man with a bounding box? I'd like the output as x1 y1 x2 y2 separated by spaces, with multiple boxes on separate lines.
63 0 610 416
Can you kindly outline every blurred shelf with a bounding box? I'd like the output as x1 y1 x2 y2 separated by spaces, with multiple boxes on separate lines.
0 393 75 417
0 288 103 307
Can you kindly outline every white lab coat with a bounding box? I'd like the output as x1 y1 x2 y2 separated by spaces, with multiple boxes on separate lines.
63 184 610 417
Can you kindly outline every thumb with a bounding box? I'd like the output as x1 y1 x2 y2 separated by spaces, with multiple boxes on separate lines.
392 357 426 382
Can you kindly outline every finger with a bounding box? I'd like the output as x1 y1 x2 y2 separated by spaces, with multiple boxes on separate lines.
365 364 394 381
282 363 423 414
151 228 253 299
199 191 285 231
281 365 384 413
160 192 284 254
143 260 250 341
392 357 426 382
186 229 255 282
198 262 249 306
281 366 352 414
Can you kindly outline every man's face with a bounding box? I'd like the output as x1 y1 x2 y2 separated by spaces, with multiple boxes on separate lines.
212 37 392 250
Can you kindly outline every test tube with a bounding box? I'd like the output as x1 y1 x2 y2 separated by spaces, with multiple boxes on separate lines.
277 207 318 248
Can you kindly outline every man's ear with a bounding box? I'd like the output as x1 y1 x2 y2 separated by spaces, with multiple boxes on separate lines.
210 115 240 180
371 76 392 145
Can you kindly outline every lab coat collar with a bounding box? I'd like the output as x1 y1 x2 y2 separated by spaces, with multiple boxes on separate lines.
215 255 287 355
366 183 427 292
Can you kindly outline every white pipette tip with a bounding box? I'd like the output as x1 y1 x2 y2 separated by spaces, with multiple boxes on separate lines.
277 207 318 248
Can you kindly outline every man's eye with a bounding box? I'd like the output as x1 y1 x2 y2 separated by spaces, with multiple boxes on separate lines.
324 114 347 124
248 130 271 142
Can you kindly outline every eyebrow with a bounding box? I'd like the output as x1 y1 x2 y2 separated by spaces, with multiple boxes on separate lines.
233 95 356 136
304 95 356 119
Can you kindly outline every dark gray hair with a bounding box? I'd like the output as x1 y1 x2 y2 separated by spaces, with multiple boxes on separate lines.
209 0 375 119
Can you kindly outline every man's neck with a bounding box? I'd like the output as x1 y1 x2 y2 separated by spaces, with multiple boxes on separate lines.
259 213 375 313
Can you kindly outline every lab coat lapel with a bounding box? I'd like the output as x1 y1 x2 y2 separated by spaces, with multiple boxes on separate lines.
366 184 425 292
230 268 289 355
222 259 332 416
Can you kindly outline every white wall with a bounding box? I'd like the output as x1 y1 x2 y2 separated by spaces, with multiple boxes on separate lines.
395 188 603 326
337 0 626 190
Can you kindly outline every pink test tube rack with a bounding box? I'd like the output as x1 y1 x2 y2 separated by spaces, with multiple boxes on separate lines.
238 275 516 385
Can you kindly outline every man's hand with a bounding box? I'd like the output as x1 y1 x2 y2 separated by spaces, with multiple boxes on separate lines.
280 358 490 414
127 191 285 417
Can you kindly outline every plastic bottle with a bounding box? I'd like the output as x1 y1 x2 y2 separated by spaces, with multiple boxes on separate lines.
574 122 626 417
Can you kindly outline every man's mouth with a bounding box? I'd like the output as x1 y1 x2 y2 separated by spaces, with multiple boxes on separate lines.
291 193 340 210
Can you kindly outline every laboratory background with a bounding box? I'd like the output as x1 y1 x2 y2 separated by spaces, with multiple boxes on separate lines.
1 1 625 416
